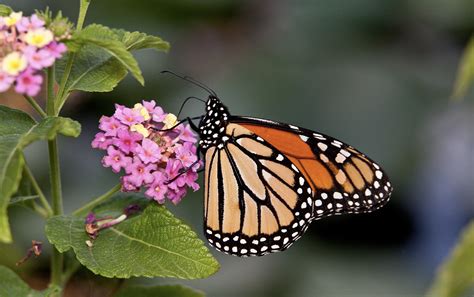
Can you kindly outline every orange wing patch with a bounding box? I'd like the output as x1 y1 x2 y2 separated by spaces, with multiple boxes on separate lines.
242 124 314 158
297 158 333 191
242 124 331 194
240 123 376 198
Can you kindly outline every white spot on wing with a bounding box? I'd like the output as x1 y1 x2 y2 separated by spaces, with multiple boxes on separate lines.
299 135 309 142
340 149 351 157
335 153 346 163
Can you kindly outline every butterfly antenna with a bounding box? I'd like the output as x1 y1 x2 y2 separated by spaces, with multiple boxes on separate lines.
177 96 206 118
161 70 217 96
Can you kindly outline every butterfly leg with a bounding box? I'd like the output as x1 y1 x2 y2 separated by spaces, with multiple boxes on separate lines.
151 116 203 132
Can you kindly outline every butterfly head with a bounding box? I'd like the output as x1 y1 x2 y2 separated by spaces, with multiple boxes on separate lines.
198 95 230 150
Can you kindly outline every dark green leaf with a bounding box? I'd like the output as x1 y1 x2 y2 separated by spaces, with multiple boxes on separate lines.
452 36 474 100
60 25 169 94
0 265 60 296
116 285 205 297
427 221 474 297
9 169 38 210
0 106 34 243
0 106 81 243
56 45 128 93
0 105 36 135
113 29 170 52
0 144 24 243
72 24 144 85
0 5 12 16
46 195 220 279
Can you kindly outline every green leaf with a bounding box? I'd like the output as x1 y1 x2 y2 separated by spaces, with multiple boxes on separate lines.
9 168 38 208
0 265 60 296
113 29 170 52
59 25 169 94
0 145 24 243
0 105 36 135
72 24 144 85
452 36 474 100
56 45 128 93
427 221 474 297
19 116 81 146
46 195 220 279
0 106 81 243
116 285 205 297
0 5 12 16
0 106 34 243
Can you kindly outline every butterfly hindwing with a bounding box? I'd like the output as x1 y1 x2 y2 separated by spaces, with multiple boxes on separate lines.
203 123 314 257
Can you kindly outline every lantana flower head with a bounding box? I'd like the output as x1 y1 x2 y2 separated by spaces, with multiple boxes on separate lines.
92 100 201 204
0 11 67 96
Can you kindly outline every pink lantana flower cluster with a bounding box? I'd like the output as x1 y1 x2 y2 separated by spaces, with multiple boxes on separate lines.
92 100 201 204
0 11 67 96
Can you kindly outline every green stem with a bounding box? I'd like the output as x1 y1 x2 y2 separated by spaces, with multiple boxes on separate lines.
32 204 49 218
46 67 55 115
55 53 75 112
72 184 121 217
23 96 47 118
48 139 63 287
77 0 91 31
56 0 91 112
46 65 63 290
24 165 53 217
61 258 81 285
47 1 93 293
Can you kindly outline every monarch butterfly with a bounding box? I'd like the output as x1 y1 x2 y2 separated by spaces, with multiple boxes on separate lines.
164 72 393 257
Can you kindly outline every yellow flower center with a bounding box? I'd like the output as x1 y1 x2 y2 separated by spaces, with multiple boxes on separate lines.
133 103 151 121
4 12 22 27
130 124 150 138
163 113 178 129
24 28 54 48
1 52 27 76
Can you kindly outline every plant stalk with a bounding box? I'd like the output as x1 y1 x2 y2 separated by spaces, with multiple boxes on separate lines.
77 0 91 31
46 67 55 115
24 165 53 217
55 54 75 112
46 66 64 290
56 0 91 112
72 184 122 217
23 96 47 118
48 138 63 289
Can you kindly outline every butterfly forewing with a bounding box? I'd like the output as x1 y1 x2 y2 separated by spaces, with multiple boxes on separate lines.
203 123 314 256
232 116 393 221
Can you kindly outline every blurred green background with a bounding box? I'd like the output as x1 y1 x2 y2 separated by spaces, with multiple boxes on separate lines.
1 0 473 296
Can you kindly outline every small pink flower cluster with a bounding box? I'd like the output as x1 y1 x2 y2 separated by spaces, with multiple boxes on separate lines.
0 11 67 96
92 100 201 204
